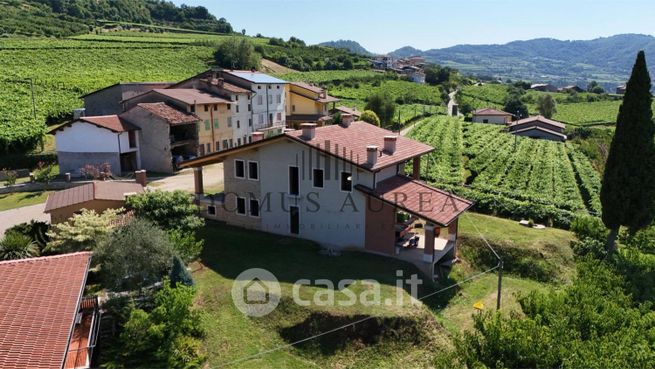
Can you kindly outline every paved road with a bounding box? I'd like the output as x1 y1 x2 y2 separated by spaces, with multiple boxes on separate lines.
148 163 224 193
0 203 50 236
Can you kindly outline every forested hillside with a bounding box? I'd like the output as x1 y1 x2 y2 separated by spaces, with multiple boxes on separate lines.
0 0 233 37
390 34 655 87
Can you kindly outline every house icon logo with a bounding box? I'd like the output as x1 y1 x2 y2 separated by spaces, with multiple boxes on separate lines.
231 268 281 317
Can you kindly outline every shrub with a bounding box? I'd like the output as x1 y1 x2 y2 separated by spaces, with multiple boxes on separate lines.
570 215 607 241
95 218 176 291
32 161 56 184
365 92 396 126
2 169 17 186
170 255 194 287
46 208 122 253
0 231 40 260
359 110 380 126
168 229 203 263
6 220 50 250
126 190 204 234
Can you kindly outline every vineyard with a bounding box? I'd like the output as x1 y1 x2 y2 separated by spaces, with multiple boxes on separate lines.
279 70 383 84
330 80 444 105
0 37 215 152
408 116 602 226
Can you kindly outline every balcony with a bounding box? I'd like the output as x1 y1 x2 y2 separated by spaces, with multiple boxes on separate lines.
64 296 101 369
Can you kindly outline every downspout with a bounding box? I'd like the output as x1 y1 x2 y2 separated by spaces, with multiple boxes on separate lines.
117 133 122 173
266 84 270 127
209 104 215 151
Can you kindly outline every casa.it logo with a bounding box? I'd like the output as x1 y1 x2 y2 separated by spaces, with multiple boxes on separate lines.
231 268 281 317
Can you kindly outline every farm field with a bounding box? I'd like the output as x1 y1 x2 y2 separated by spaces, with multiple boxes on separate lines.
408 116 602 225
279 70 382 83
330 80 444 105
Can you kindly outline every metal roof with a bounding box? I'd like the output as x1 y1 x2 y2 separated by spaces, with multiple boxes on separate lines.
226 70 287 84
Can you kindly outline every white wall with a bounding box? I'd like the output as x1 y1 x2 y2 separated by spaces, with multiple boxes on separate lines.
55 122 120 152
251 83 286 129
472 115 508 124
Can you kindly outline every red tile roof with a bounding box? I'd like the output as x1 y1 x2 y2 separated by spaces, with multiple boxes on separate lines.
334 106 362 117
509 115 566 129
50 115 140 135
0 252 92 369
44 181 144 212
152 88 233 105
135 102 200 125
356 175 473 226
285 121 434 170
290 81 324 94
472 108 512 116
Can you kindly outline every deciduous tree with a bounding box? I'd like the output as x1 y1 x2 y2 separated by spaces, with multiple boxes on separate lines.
536 94 557 118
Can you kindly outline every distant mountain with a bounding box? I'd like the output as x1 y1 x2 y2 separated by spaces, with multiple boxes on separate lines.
319 40 372 56
390 34 655 86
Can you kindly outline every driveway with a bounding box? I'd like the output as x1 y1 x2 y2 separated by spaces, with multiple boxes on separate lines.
0 203 50 236
148 163 224 193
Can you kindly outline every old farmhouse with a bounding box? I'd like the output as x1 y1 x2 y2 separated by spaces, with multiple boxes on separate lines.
472 108 513 124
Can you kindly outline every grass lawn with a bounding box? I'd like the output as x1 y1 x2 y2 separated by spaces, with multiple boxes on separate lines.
0 191 49 211
192 218 565 368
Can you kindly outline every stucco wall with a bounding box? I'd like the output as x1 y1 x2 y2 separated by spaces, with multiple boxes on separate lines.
233 139 371 249
57 152 120 176
83 85 124 116
55 122 120 153
472 115 509 124
222 150 262 230
512 129 566 142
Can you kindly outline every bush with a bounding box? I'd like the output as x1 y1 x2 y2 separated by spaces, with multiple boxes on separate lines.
168 229 203 263
126 190 204 234
570 215 607 241
46 208 122 253
95 218 176 291
0 231 40 260
365 92 396 126
32 161 56 184
2 169 17 186
111 279 205 368
6 220 50 250
359 110 380 126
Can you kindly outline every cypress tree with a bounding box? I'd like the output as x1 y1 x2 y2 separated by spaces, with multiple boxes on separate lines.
600 50 655 254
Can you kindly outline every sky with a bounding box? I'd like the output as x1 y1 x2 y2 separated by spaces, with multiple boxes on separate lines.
171 0 654 54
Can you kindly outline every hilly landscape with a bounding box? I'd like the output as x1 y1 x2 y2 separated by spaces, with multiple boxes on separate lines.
390 34 655 87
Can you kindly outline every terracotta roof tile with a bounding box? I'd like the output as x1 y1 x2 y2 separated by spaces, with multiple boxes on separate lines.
334 106 362 117
285 121 433 170
152 88 233 105
356 175 473 226
472 108 512 116
44 181 144 212
135 102 200 125
0 252 92 369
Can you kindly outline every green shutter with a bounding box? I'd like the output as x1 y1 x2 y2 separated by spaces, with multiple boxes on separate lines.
214 118 219 128
204 120 210 130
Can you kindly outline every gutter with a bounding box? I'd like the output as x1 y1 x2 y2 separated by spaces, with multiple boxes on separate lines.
60 253 93 369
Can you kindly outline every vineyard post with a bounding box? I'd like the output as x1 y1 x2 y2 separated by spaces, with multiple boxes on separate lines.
29 77 36 121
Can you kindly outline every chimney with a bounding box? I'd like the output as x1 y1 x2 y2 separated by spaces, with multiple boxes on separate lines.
135 170 147 187
217 78 224 88
252 132 264 142
367 145 378 166
341 114 354 127
384 135 397 154
301 123 316 140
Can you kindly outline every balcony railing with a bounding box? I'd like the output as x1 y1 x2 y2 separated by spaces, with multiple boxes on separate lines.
64 296 101 369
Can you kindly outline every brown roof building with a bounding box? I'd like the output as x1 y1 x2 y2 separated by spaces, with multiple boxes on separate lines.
0 252 99 369
45 181 144 223
472 108 513 125
508 115 567 142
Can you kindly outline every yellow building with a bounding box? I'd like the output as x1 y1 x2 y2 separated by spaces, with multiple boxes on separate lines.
285 82 340 128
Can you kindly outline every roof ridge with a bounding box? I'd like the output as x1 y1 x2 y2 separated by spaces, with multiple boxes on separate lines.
0 251 92 266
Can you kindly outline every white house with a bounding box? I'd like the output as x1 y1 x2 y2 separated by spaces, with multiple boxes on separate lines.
51 115 141 175
220 70 287 137
472 108 513 125
180 115 473 279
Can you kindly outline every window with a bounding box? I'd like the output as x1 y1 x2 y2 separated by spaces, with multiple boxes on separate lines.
248 161 259 180
237 138 242 146
276 112 282 122
292 105 296 112
190 105 196 113
268 85 272 89
128 130 137 148
213 118 219 129
207 205 216 215
227 117 232 127
276 94 281 104
237 120 241 129
248 104 251 112
227 104 231 110
258 95 263 105
223 139 228 149
214 104 218 111
289 166 299 195
234 160 245 178
290 206 300 234
215 141 220 151
206 143 211 153
236 105 239 113
236 197 246 215
258 114 264 124
267 95 272 104
236 95 240 101
313 169 324 188
198 144 205 156
257 85 261 90
483 119 489 123
249 198 260 217
204 120 210 130
249 118 252 127
204 105 209 112
229 139 234 148
341 172 352 192
276 85 280 89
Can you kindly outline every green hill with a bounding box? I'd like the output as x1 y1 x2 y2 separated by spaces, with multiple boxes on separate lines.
0 0 233 37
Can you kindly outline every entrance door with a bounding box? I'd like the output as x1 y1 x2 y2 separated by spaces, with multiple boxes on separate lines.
289 206 299 235
120 152 136 173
